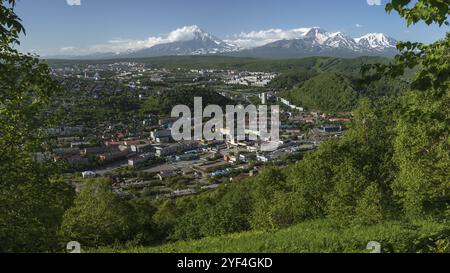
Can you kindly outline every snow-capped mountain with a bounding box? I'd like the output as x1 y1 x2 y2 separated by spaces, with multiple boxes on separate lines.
124 25 237 58
52 26 398 59
326 32 359 50
354 33 397 51
233 27 398 58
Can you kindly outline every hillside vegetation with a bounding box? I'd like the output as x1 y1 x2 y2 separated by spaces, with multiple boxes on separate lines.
288 72 358 113
94 220 450 253
282 72 408 113
48 55 390 74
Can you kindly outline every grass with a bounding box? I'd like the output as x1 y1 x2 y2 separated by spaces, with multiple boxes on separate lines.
92 219 449 253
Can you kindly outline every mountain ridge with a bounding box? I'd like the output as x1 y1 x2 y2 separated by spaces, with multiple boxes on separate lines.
48 25 398 60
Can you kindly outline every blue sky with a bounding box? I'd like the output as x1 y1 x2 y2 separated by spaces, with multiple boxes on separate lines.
14 0 449 56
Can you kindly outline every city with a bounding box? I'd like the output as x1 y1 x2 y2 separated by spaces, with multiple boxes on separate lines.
47 61 348 200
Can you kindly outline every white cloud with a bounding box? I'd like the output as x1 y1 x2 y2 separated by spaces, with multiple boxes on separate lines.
86 25 205 53
356 24 363 28
60 46 76 52
367 0 382 6
225 27 316 49
167 25 199 42
66 0 81 6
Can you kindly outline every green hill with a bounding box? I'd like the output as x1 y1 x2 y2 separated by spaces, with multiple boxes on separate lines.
280 70 408 113
288 72 358 113
48 55 390 74
93 219 449 253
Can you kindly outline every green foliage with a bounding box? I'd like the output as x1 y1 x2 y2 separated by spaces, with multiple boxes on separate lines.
289 72 358 113
363 33 450 93
287 142 341 220
385 0 449 26
49 56 390 74
355 184 385 226
250 168 292 230
284 70 408 113
0 0 24 45
361 4 449 221
286 98 401 227
359 76 408 98
0 0 75 252
95 220 450 253
60 179 139 247
128 198 158 245
326 159 369 225
152 199 181 240
269 70 316 90
167 182 253 241
392 88 449 219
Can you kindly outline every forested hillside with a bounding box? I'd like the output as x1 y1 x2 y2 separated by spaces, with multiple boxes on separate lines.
288 72 358 113
48 55 390 74
280 71 408 113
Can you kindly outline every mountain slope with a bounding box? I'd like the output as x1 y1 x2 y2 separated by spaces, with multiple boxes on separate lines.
355 33 397 51
53 26 399 60
125 25 236 58
229 27 397 58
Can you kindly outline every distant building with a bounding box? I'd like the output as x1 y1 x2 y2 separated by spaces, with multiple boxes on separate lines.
212 168 231 177
318 125 343 133
256 154 271 162
54 148 80 157
99 150 129 162
128 153 154 167
239 153 257 162
260 93 267 104
201 184 220 190
154 141 199 157
66 155 89 166
82 171 97 179
130 143 153 153
151 129 172 142
81 146 108 155
279 98 304 112
70 141 90 148
171 189 196 198
47 126 83 137
158 117 179 127
157 171 177 181
175 153 199 161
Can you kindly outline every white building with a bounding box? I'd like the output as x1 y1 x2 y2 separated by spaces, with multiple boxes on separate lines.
82 171 97 179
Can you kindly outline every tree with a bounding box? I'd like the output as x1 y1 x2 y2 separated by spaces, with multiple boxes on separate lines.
60 179 137 247
386 0 449 26
392 73 449 219
362 0 450 220
128 198 158 245
250 167 293 230
191 183 253 238
0 0 74 252
287 141 343 221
